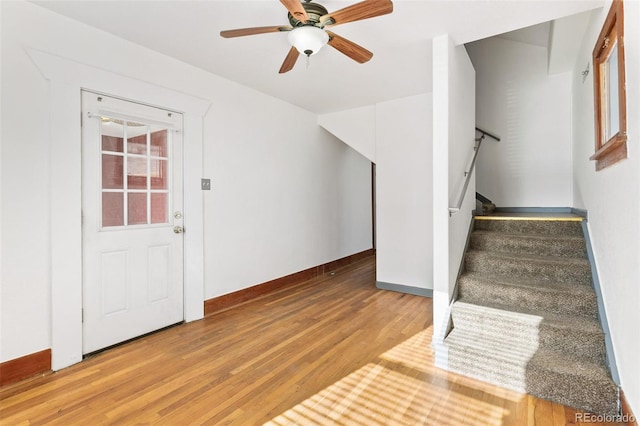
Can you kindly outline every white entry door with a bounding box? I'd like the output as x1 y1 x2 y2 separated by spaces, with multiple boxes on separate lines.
81 91 184 354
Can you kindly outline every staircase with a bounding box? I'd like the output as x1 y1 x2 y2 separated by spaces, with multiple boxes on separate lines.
444 216 619 415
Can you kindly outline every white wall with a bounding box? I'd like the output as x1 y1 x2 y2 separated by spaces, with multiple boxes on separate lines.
466 37 573 208
318 93 434 293
0 1 372 364
447 45 476 292
318 106 376 162
376 94 433 291
572 1 640 417
432 35 476 342
204 98 373 298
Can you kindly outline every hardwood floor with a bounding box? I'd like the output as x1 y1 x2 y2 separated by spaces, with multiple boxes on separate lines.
0 256 624 425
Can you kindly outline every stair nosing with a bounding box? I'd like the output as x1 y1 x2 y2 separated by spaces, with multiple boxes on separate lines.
471 229 586 242
465 249 590 266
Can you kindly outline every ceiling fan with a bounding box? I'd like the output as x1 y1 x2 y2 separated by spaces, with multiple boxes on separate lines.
220 0 393 73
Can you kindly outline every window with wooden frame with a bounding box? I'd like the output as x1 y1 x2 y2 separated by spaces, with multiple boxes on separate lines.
590 0 627 171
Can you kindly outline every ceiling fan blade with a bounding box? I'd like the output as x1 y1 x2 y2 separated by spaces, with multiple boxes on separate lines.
280 0 308 23
279 47 300 74
220 26 291 38
321 0 393 27
327 31 373 64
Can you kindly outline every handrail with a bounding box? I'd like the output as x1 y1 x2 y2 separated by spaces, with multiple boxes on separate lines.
449 128 500 216
475 127 501 142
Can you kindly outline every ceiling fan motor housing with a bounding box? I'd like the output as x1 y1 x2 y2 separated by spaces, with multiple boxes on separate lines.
288 2 334 27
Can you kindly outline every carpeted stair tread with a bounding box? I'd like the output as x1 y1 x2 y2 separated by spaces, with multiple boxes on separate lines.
526 349 619 416
452 300 604 337
445 328 618 415
457 271 598 318
451 300 606 363
445 327 612 382
470 230 587 259
465 249 590 270
445 327 609 376
464 249 591 285
474 218 584 236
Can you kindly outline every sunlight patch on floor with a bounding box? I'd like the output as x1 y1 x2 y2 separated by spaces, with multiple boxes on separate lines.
379 328 433 371
265 328 518 425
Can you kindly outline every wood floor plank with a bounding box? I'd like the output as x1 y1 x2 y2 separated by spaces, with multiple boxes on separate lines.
0 256 617 425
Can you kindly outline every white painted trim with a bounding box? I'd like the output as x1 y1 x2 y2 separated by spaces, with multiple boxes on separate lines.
432 35 451 344
27 48 210 370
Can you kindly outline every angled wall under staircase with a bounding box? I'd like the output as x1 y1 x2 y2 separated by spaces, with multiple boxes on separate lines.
443 216 619 415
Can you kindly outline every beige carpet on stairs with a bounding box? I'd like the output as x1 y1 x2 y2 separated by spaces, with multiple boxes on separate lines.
443 215 619 416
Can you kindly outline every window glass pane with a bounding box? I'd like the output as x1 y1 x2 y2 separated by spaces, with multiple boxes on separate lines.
127 123 148 155
150 159 168 190
151 193 168 224
606 44 620 140
101 119 124 152
102 136 123 152
128 193 147 225
102 192 124 227
150 130 168 157
128 157 147 190
102 154 124 189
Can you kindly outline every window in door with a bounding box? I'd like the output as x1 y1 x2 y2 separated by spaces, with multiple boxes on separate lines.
590 0 627 171
101 118 171 227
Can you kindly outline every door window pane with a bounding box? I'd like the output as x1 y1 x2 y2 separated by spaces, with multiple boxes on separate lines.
127 157 147 190
128 193 147 225
102 193 124 227
127 127 148 155
102 154 124 189
151 130 168 157
151 193 168 224
101 119 124 152
150 159 168 190
102 136 123 152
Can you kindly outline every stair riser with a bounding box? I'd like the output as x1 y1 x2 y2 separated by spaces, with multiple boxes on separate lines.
465 253 591 285
457 278 598 319
446 348 618 416
475 220 583 237
470 233 587 259
526 363 619 416
447 350 528 393
451 308 606 363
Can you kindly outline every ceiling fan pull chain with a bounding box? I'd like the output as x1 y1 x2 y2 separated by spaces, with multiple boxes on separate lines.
306 55 310 70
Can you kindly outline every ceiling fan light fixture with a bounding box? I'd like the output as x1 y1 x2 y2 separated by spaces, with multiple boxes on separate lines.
287 26 329 56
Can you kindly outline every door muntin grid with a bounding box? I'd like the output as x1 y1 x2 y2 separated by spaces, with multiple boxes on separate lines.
100 118 171 229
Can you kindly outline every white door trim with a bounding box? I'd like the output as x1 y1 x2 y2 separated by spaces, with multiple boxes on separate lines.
27 48 210 370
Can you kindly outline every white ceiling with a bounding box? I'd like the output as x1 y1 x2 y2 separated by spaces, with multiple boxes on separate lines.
31 0 603 114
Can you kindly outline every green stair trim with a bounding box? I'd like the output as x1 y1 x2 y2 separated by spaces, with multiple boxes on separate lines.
581 220 620 385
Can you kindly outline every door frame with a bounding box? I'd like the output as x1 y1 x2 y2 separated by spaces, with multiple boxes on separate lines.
28 49 210 370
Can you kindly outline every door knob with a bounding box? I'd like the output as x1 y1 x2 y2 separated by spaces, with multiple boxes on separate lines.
173 226 184 234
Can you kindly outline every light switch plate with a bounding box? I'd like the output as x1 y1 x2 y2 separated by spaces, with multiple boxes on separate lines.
201 178 211 190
